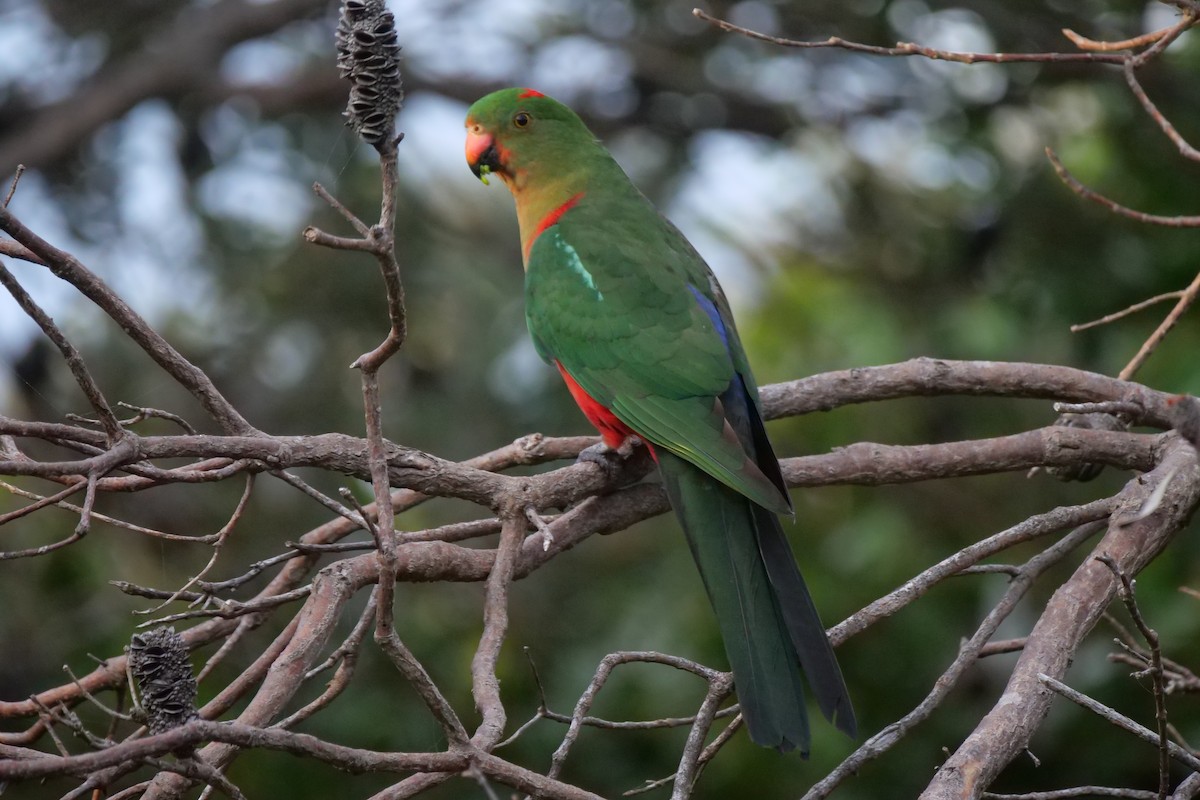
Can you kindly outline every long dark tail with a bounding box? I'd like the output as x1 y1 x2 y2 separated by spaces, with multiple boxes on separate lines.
657 451 856 755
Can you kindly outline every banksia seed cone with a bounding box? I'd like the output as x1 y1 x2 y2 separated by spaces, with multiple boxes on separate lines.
128 627 198 734
336 0 403 150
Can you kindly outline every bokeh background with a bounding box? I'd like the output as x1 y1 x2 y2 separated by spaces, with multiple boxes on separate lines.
2 0 1200 797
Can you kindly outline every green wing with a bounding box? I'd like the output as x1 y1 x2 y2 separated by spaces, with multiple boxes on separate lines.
523 183 856 751
525 196 789 515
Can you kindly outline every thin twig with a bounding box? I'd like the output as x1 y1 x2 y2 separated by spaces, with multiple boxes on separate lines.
1116 270 1200 381
1128 11 1196 68
275 592 378 729
3 164 24 206
309 182 370 237
1039 673 1200 772
926 441 1200 798
1124 60 1200 161
471 512 527 749
1096 555 1170 799
137 586 312 626
305 591 378 680
0 526 87 560
983 787 1158 799
805 522 1102 799
0 479 88 526
671 672 734 800
546 652 726 785
140 474 256 614
693 8 1128 63
1062 23 1180 52
0 262 122 441
374 592 469 746
1052 401 1143 418
115 401 197 434
1071 292 1187 332
0 206 260 436
830 499 1114 645
624 717 744 797
274 470 367 530
1046 148 1200 229
978 638 1028 658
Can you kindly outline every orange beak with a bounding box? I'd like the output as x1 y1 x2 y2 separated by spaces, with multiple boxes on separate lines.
465 125 491 163
465 123 500 183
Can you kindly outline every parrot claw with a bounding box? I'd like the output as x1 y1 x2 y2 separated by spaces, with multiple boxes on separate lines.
577 435 643 473
615 435 643 458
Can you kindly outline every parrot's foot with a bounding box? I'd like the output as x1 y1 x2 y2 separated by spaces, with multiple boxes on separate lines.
577 435 643 474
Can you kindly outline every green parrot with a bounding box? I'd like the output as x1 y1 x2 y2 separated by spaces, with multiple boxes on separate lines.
465 87 856 754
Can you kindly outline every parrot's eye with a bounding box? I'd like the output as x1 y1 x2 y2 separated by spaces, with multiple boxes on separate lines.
513 112 531 129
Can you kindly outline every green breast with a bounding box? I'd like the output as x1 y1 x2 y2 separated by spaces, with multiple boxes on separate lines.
524 196 731 405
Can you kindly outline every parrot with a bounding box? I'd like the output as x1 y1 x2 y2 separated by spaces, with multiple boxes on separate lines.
464 87 856 754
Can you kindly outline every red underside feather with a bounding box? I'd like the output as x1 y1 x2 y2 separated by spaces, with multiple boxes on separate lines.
555 362 637 450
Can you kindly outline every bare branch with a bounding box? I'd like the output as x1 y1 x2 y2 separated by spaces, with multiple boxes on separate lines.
831 498 1115 645
693 8 1129 64
374 586 469 746
1072 292 1188 333
3 5 1199 793
1039 673 1200 772
1096 556 1171 798
1063 23 1182 52
1046 148 1200 229
140 474 257 613
0 261 122 441
0 206 259 435
471 512 527 749
1124 61 1200 161
274 593 378 729
3 164 23 206
0 478 87 526
761 358 1177 428
0 718 465 781
546 652 727 786
806 519 1103 798
983 788 1158 799
1116 269 1200 382
784 426 1159 488
671 672 735 800
923 440 1200 798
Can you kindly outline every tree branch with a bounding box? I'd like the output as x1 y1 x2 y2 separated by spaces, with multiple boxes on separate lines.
922 439 1200 799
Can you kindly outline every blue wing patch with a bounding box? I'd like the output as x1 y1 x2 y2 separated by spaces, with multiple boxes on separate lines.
688 284 730 350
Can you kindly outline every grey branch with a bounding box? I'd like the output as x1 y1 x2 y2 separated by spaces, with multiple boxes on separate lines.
921 439 1200 799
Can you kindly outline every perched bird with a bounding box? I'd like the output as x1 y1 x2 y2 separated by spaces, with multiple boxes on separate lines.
465 88 856 754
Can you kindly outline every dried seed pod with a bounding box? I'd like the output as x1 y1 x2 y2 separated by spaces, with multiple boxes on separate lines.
335 0 403 151
128 627 198 734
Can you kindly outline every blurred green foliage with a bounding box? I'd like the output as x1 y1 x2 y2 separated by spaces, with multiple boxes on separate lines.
3 0 1200 797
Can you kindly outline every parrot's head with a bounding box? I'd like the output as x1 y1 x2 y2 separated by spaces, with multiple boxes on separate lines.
465 88 596 193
